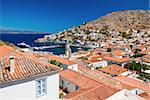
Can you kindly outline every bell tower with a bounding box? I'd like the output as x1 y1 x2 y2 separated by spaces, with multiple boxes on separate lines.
65 43 72 59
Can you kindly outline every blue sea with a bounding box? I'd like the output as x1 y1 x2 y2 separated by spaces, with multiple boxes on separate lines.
0 34 47 46
0 34 90 55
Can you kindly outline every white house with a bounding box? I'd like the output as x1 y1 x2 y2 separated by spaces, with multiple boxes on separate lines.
46 54 78 71
0 52 59 100
83 56 108 69
88 60 108 70
106 89 145 100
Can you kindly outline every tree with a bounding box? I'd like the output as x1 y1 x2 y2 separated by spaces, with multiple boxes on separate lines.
121 32 128 38
59 93 64 98
85 30 90 34
130 45 133 49
107 48 112 52
49 60 63 68
137 30 140 33
128 61 141 72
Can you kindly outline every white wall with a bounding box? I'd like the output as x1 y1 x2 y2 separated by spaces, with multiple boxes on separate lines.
143 62 150 66
106 89 144 100
121 62 127 67
59 77 77 93
90 61 108 69
0 73 59 100
130 88 144 95
68 64 78 71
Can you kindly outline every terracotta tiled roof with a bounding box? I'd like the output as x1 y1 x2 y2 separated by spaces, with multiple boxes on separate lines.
34 53 76 65
60 69 119 100
83 58 101 63
0 50 59 84
143 59 150 63
112 50 124 56
63 85 119 100
115 76 150 93
0 45 15 58
103 56 130 63
142 55 150 63
78 65 150 99
140 50 150 55
60 69 101 89
79 66 132 89
77 50 88 55
138 45 146 50
98 64 127 75
138 92 150 100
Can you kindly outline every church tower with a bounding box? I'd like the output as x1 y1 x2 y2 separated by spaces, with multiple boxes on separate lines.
65 43 72 59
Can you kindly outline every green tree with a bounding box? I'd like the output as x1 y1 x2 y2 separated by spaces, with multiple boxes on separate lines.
128 61 141 72
59 93 64 98
85 30 90 34
107 48 112 52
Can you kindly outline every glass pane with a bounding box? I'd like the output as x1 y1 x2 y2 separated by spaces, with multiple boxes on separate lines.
42 84 45 88
38 86 41 89
37 81 41 85
42 79 46 83
42 89 46 93
38 90 41 95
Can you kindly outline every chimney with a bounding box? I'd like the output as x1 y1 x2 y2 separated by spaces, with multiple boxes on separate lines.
0 58 7 80
9 56 15 73
0 59 4 80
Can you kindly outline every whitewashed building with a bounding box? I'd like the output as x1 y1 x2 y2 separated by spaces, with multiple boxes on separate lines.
0 51 59 100
106 89 145 100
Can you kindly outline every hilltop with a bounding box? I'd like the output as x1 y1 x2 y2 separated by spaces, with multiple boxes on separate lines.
82 10 150 32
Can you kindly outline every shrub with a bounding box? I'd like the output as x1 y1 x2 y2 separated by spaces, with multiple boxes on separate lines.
59 93 64 98
107 48 112 52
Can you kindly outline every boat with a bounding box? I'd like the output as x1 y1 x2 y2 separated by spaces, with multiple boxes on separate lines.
32 45 62 51
17 42 31 48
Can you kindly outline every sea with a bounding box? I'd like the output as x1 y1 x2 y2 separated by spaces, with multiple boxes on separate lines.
0 34 90 55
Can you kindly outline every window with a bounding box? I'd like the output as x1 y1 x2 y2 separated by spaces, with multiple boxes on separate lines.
76 86 80 90
36 78 47 97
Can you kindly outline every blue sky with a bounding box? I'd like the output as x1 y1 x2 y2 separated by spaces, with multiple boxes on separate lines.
0 0 149 32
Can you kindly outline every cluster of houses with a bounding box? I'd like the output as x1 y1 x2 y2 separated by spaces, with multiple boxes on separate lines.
35 27 150 49
0 26 150 100
0 32 150 100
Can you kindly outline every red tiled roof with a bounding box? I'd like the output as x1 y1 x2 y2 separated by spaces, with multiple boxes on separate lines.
63 85 119 100
60 69 101 89
98 64 127 75
114 76 150 93
78 65 150 99
140 50 150 55
138 92 150 100
78 66 134 90
83 58 102 63
0 45 15 58
77 50 88 55
60 69 119 100
112 50 124 56
0 47 59 84
103 56 130 63
34 53 76 65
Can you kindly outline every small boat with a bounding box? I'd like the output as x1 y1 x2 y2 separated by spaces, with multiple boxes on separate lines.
32 45 61 51
17 42 30 48
77 47 82 50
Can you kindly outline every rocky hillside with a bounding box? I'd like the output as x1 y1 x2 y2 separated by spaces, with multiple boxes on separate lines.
36 10 150 43
82 10 150 32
